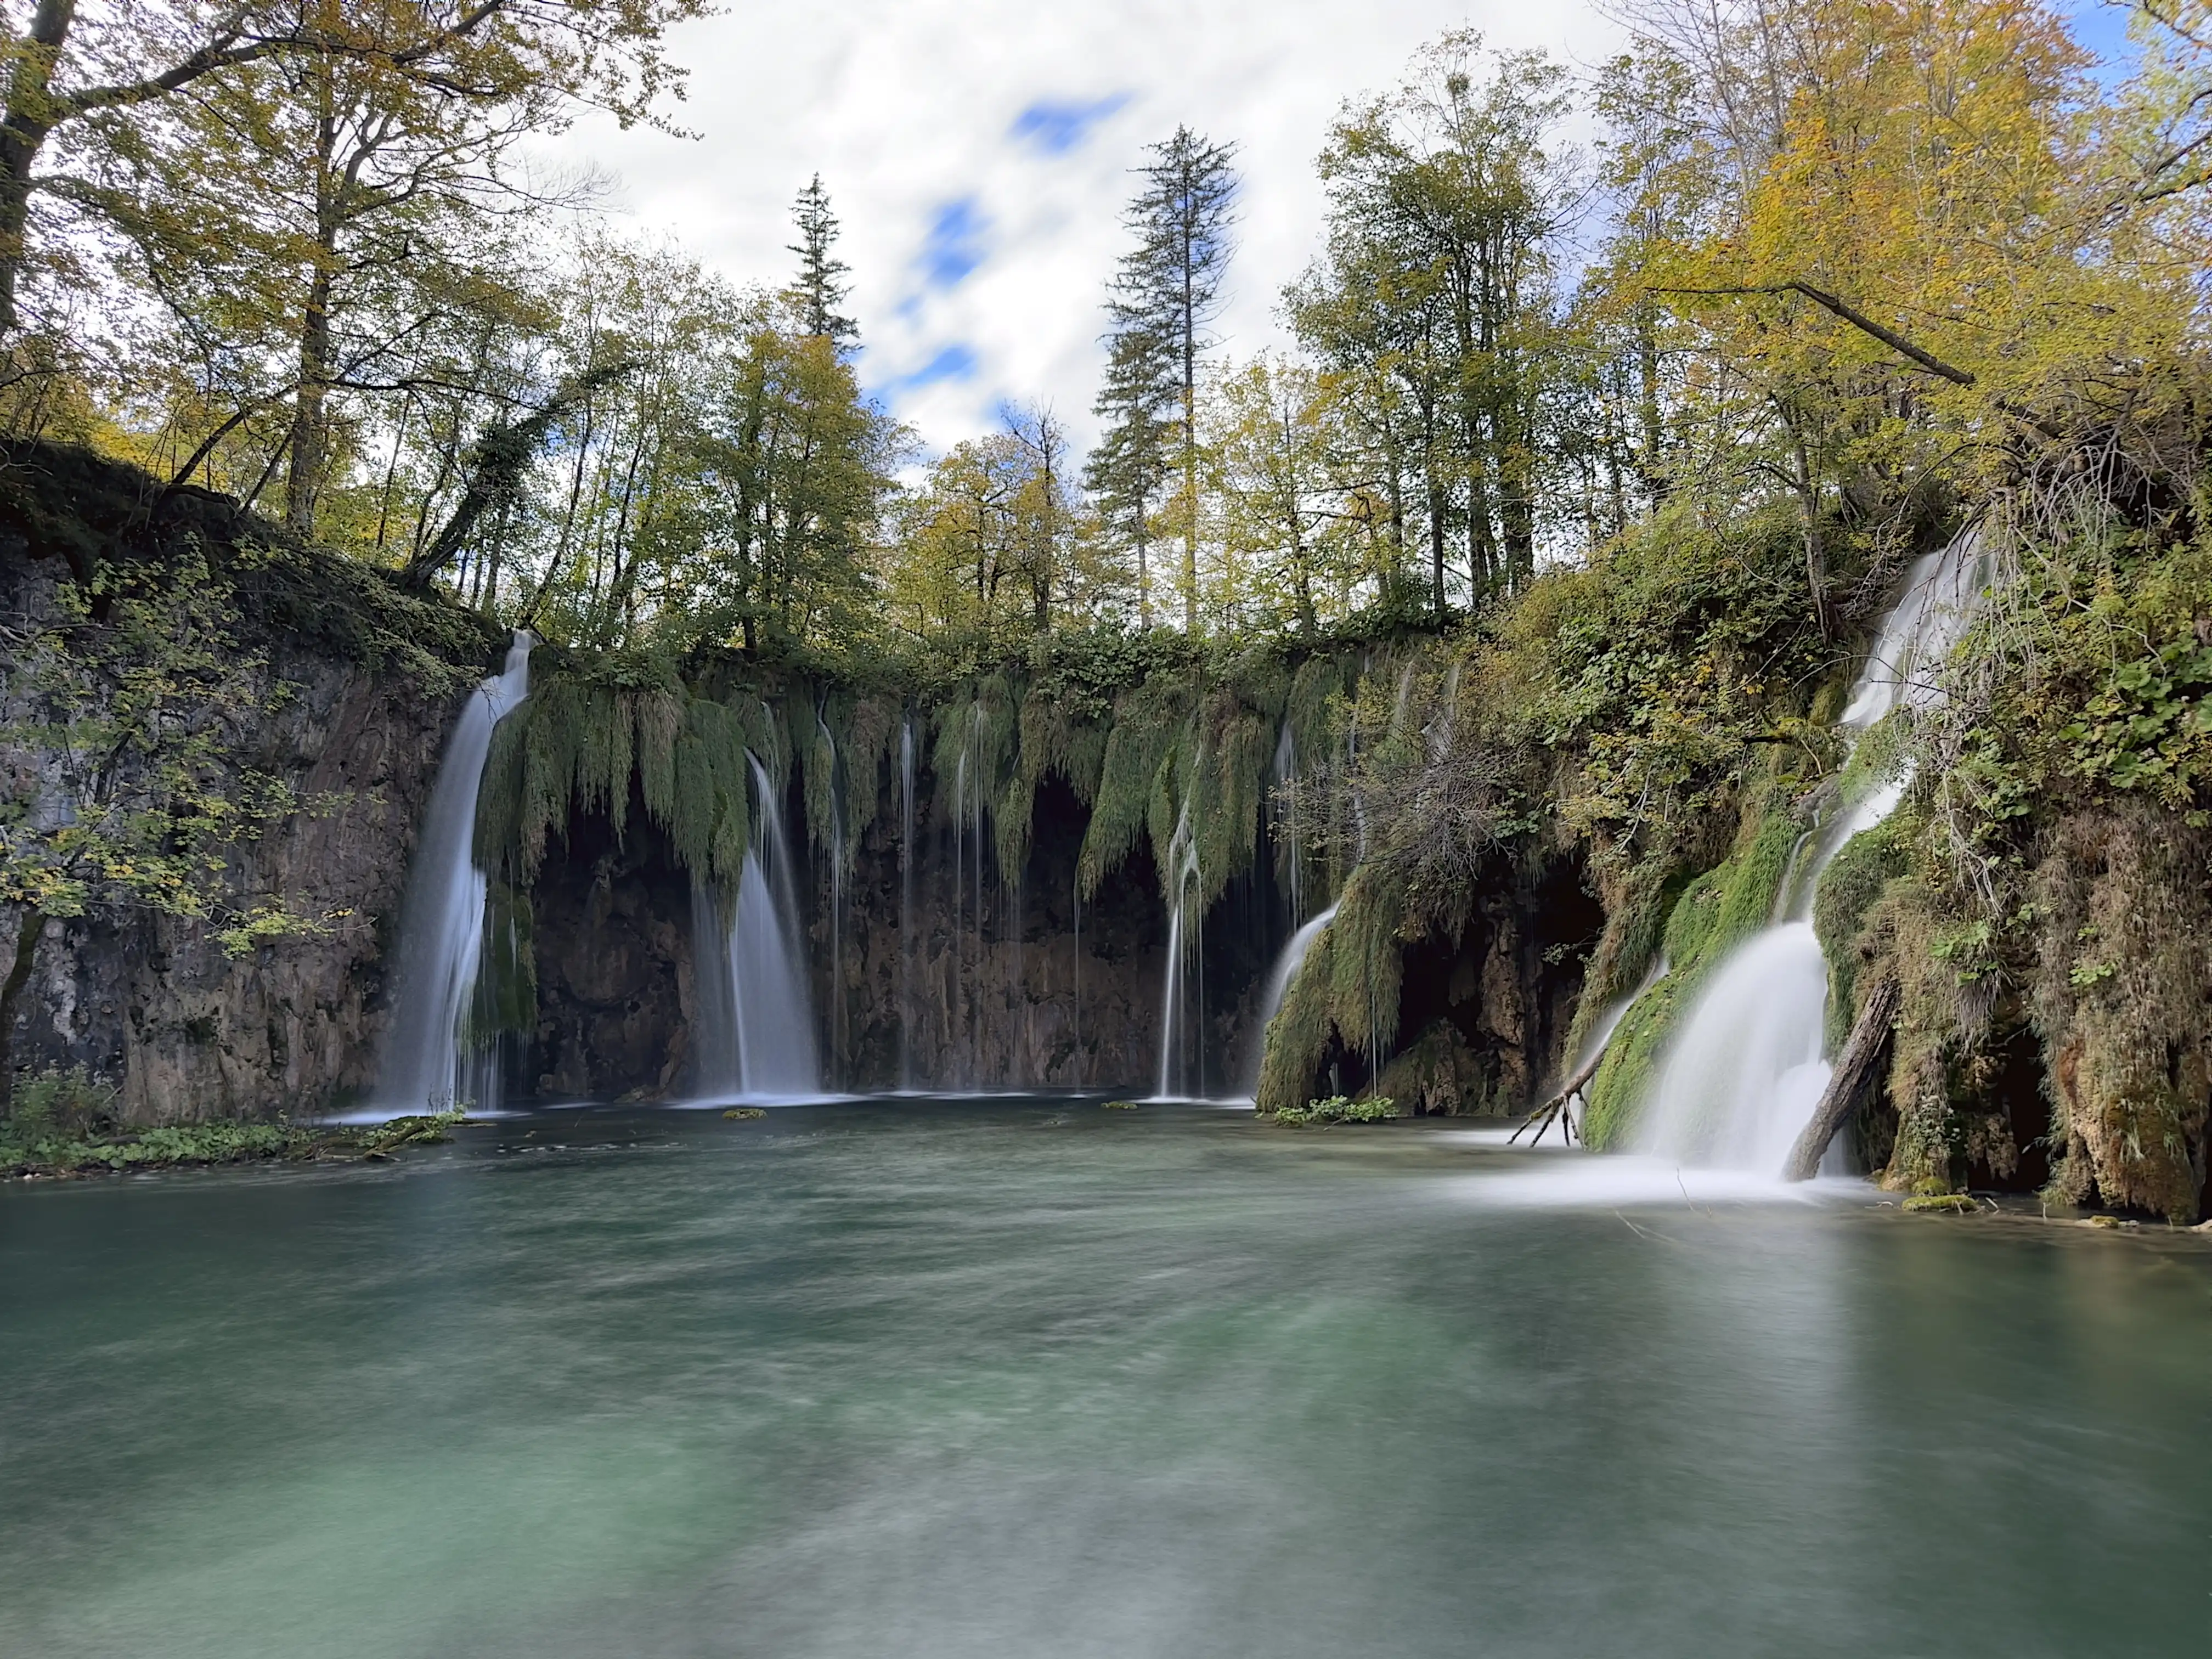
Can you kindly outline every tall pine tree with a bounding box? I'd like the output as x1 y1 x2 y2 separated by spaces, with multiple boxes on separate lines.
787 174 858 351
1095 127 1237 630
1085 322 1172 626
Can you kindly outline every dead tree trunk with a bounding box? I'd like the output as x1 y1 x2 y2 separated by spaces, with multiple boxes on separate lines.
1784 974 1900 1182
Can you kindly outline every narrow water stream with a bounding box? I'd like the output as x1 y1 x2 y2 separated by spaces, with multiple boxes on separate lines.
3 1103 2205 1658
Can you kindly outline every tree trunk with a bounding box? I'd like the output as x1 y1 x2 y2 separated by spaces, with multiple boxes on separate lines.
1135 516 1150 628
0 0 76 341
283 241 337 536
0 906 47 1114
1784 974 1900 1182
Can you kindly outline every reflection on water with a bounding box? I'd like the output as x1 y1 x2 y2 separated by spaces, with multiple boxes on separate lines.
2 1101 2207 1658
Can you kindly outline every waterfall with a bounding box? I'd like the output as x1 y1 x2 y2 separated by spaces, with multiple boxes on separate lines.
899 716 916 1091
373 634 532 1114
1272 723 1304 919
690 755 821 1101
1637 529 1989 1172
1152 805 1203 1099
1246 902 1339 1094
817 710 845 1084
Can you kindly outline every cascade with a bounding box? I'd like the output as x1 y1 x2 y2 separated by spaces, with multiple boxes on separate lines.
1247 902 1340 1093
899 716 916 1090
373 633 532 1114
1272 724 1305 919
690 755 821 1101
1637 530 1989 1172
817 710 846 1083
1152 805 1204 1099
953 742 970 1086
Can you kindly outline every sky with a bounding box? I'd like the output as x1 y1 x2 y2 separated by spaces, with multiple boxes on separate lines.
541 2 1629 454
546 0 2138 458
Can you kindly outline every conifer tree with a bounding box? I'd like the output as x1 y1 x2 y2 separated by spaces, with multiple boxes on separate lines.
787 174 857 351
1097 127 1237 630
1085 323 1172 626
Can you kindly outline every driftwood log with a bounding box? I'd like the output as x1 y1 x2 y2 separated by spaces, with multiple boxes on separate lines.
1511 1047 1606 1147
1784 974 1901 1182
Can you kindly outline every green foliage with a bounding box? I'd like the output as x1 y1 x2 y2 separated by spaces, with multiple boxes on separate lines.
1273 1094 1398 1125
0 1095 469 1177
6 1065 117 1138
0 1066 315 1175
2061 637 2212 801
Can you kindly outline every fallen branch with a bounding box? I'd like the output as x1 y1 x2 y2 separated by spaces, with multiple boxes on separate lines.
1511 1046 1606 1147
1784 974 1901 1182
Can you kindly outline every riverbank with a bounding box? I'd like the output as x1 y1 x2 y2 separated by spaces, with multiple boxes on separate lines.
0 1090 466 1179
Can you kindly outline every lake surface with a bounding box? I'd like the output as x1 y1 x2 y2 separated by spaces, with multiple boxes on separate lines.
3 1098 2208 1657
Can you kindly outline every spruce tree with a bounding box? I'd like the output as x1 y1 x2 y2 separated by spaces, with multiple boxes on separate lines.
1085 323 1172 627
787 174 858 350
1094 127 1237 630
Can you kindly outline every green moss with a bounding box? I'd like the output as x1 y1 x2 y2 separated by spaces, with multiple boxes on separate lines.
1812 816 1911 1047
1583 795 1798 1148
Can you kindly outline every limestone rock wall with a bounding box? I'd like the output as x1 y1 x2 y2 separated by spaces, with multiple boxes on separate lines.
4 560 480 1121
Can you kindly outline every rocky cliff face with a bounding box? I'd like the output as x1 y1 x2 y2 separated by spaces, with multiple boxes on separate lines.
6 562 477 1120
512 775 1251 1101
4 448 1586 1121
1 445 500 1122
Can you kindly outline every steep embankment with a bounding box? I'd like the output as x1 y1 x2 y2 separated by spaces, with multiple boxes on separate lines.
1 444 503 1120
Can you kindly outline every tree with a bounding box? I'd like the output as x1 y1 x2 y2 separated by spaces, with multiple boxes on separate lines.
0 0 709 361
1004 401 1070 634
1098 125 1237 630
786 173 856 352
1085 320 1171 626
1612 0 2183 634
1205 354 1352 635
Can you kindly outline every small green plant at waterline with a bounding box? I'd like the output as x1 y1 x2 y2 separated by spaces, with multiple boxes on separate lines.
1272 1094 1398 1126
1902 1193 1979 1214
722 1107 768 1120
1 1086 469 1178
6 1064 119 1138
1101 1100 1139 1110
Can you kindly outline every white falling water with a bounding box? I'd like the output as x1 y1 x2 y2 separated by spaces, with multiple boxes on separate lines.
898 716 916 1091
373 633 532 1114
1272 724 1304 919
690 756 821 1102
1637 529 1988 1173
1151 805 1202 1100
1246 902 1340 1095
817 710 846 1083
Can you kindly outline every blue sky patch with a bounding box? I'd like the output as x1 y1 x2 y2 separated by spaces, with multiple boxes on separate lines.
1010 93 1131 156
919 199 989 289
884 342 980 397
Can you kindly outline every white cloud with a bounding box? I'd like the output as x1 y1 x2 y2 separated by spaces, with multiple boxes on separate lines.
541 1 1623 452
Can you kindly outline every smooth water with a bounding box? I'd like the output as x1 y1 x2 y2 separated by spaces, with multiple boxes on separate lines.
3 1104 2207 1658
